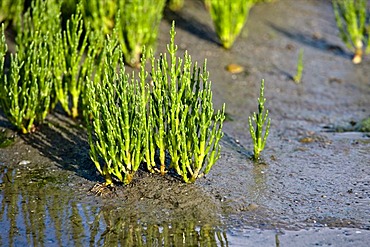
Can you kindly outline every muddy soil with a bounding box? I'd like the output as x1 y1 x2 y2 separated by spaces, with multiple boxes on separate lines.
1 0 370 246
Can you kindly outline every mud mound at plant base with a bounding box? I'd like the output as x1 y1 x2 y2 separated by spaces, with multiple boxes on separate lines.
101 169 223 226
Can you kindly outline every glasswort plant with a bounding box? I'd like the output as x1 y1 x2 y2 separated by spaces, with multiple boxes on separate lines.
0 0 24 28
81 0 116 35
53 5 91 118
0 24 6 96
0 0 60 133
115 0 166 67
249 79 271 160
208 0 255 49
293 48 304 83
333 0 370 64
86 22 226 185
168 0 184 11
150 22 225 182
86 41 149 186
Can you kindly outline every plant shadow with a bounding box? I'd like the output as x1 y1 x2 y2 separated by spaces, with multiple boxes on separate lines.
269 22 352 60
221 132 254 159
0 111 15 130
20 112 101 182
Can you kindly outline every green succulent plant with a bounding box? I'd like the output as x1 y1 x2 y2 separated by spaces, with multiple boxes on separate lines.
333 0 370 64
249 79 271 160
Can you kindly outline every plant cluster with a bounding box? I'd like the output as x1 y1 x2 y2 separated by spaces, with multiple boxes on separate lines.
151 25 225 182
86 39 150 185
0 0 59 133
0 0 104 133
86 22 225 185
115 0 166 67
0 0 273 187
333 0 370 64
53 5 104 119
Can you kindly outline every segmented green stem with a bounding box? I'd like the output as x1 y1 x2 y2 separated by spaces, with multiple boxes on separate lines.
249 79 271 160
293 48 304 83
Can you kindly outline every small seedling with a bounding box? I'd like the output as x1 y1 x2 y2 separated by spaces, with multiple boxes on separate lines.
332 0 370 64
168 0 184 11
249 79 271 160
293 48 304 83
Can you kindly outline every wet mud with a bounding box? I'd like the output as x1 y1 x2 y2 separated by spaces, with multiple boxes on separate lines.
1 0 370 246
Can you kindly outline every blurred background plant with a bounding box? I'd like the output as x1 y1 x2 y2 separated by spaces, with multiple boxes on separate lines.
293 48 304 83
332 0 370 64
0 0 24 28
115 0 166 67
168 0 184 11
53 5 95 119
0 0 109 132
208 0 255 49
249 79 271 161
80 0 116 35
0 0 60 133
0 25 6 106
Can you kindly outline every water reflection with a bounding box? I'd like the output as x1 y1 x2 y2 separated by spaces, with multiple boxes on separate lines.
249 162 268 203
0 165 228 246
92 211 228 246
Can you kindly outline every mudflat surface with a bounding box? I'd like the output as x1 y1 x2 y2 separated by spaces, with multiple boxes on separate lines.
1 0 370 246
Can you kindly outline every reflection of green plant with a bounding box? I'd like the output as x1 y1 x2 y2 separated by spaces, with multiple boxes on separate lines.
115 0 166 67
249 79 271 160
208 0 255 49
92 209 228 246
0 165 88 247
0 0 60 133
151 23 225 182
293 48 304 83
333 0 370 64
